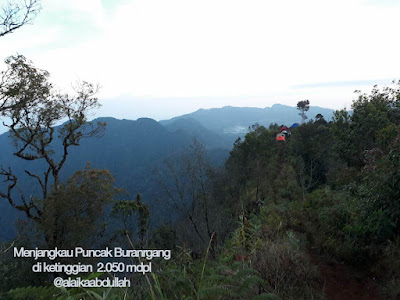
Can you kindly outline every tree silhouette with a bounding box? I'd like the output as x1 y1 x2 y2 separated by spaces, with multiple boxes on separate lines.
0 0 41 38
0 55 105 247
297 100 310 124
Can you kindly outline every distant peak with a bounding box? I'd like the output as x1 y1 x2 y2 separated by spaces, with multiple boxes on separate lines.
136 117 157 122
93 117 119 122
270 104 293 108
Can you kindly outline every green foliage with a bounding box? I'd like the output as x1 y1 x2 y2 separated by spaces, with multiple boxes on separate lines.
3 273 128 300
218 202 324 300
199 262 266 299
40 164 115 249
112 193 150 245
252 294 279 300
218 85 400 297
297 100 310 123
332 84 400 168
5 285 59 300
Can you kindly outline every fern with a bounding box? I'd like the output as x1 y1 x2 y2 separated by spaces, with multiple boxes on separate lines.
6 285 60 300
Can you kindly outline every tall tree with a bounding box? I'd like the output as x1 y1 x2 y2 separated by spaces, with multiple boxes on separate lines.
112 193 150 247
158 139 224 253
297 100 310 124
0 55 105 247
0 0 41 37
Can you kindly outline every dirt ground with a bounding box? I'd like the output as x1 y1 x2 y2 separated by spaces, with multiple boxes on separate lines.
310 252 382 300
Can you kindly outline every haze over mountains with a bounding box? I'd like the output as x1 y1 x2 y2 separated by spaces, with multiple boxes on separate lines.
160 104 335 135
0 104 335 240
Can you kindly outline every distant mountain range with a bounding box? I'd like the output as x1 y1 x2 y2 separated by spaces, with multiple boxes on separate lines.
0 104 336 240
160 104 335 135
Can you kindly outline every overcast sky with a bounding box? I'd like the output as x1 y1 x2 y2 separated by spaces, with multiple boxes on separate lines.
1 0 399 120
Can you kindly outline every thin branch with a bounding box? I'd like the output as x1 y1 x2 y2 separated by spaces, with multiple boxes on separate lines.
0 0 41 37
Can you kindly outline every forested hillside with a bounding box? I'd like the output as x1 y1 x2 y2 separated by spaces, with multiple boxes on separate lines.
0 116 231 240
0 104 333 241
1 82 400 299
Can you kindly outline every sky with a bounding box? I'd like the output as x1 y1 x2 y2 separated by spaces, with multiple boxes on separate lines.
1 0 400 121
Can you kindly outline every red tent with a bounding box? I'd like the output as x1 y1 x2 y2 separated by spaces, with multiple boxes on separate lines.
276 133 286 141
280 126 288 132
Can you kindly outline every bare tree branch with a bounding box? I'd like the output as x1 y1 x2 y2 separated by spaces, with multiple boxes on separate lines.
0 0 41 37
0 166 41 220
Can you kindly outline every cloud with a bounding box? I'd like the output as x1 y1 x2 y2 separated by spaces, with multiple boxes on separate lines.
363 0 400 7
1 0 400 118
292 79 394 89
43 0 105 26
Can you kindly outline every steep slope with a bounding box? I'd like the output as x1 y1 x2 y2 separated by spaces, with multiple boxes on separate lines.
0 117 229 240
163 117 233 149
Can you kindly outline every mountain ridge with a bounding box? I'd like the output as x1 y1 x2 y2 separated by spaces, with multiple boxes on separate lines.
159 103 336 135
0 103 337 240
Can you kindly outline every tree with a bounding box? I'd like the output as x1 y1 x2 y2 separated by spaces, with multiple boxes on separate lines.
297 100 310 124
332 83 400 168
289 120 331 195
40 164 115 249
0 54 49 114
158 139 224 254
315 113 327 125
0 55 105 247
225 125 279 206
112 193 150 247
0 0 41 37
